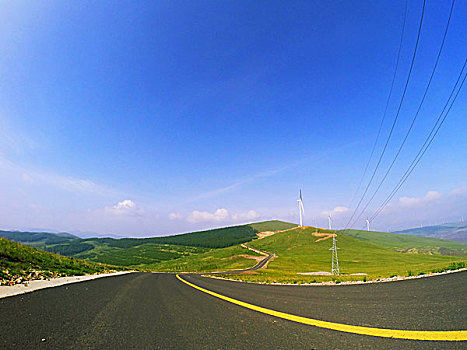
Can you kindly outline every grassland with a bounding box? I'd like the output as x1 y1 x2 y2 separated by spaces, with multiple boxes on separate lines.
220 227 466 283
145 244 264 272
0 238 126 285
3 221 465 283
248 221 297 232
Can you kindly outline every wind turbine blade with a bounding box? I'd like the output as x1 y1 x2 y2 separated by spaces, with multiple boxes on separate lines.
300 189 302 201
300 201 305 213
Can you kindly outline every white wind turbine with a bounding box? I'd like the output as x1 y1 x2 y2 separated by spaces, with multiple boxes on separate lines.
297 190 305 227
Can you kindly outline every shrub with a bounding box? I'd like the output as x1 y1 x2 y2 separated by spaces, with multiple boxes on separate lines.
447 262 465 270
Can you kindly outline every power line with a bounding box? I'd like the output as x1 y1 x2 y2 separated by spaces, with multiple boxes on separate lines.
349 0 456 229
369 59 467 223
370 61 466 222
344 0 427 230
347 0 408 210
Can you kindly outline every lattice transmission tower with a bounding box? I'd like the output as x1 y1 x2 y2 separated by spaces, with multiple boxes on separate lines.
329 235 340 275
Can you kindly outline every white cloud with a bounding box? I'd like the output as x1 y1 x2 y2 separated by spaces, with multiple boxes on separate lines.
321 206 350 217
114 199 136 210
187 208 229 223
451 186 467 196
367 187 467 231
169 212 183 220
0 155 119 197
398 190 442 207
54 177 103 194
105 199 143 216
186 208 261 224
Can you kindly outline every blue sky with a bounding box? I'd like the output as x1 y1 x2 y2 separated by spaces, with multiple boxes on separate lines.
0 1 466 237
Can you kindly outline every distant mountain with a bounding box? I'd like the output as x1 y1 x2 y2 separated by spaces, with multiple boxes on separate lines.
0 230 79 246
71 231 125 239
392 222 467 243
0 220 296 267
342 229 466 256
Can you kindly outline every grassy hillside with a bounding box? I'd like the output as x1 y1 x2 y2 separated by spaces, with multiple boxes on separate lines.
0 221 295 267
248 220 297 232
340 229 467 256
216 227 466 283
5 222 464 284
75 243 209 266
146 244 264 272
0 238 125 285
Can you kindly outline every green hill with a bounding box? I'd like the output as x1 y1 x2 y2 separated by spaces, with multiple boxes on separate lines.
209 227 466 283
74 243 209 266
145 244 264 272
83 220 295 249
0 221 295 267
340 229 467 256
3 222 465 284
248 220 297 233
0 238 125 285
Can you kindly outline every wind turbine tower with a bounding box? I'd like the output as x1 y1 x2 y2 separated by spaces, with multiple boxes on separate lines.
366 219 370 232
328 214 332 230
297 190 305 227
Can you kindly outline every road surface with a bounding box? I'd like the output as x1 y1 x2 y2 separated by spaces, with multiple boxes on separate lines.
213 243 273 274
1 271 465 349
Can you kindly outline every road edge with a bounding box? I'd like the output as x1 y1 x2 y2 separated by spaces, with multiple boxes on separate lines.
0 271 134 299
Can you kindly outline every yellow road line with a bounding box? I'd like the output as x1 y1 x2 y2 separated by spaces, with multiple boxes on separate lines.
176 274 466 341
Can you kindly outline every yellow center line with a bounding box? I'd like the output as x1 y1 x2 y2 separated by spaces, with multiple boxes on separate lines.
176 274 466 341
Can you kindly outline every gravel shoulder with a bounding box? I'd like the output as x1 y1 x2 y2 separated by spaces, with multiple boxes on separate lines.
0 271 133 299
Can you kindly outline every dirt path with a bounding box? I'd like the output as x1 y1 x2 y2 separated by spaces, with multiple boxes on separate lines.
257 226 336 242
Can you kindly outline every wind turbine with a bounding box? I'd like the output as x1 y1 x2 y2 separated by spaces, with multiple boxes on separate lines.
328 214 332 230
297 190 305 227
366 218 370 231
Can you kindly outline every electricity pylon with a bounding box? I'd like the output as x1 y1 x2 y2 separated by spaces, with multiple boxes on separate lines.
329 235 340 275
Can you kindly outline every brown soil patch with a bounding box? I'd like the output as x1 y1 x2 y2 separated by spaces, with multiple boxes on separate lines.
227 254 264 262
256 225 313 239
312 232 337 242
257 226 336 243
257 231 276 239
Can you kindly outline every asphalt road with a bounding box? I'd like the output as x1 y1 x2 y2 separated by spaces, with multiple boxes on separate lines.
1 271 465 349
214 244 273 274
